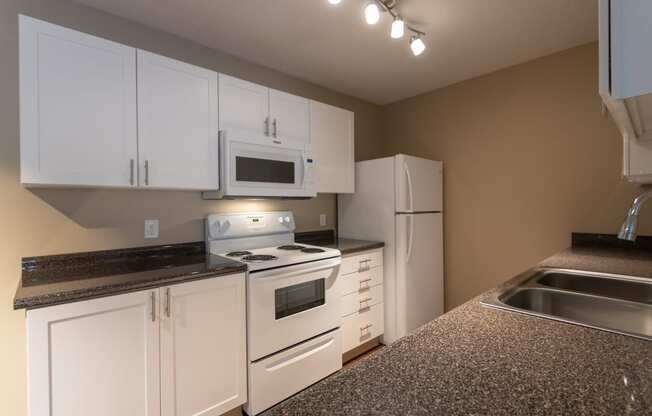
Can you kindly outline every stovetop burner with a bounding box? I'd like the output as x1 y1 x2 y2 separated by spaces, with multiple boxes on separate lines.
301 247 325 253
241 254 279 262
277 245 306 250
226 250 252 257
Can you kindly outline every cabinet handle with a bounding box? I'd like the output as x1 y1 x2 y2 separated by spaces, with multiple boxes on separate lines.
360 323 373 333
264 117 270 136
129 159 135 186
358 259 371 272
150 291 156 322
359 297 372 311
272 118 278 137
144 160 150 186
165 288 171 318
359 278 373 290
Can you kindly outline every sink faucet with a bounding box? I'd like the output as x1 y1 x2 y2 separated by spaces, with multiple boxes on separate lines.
618 186 652 241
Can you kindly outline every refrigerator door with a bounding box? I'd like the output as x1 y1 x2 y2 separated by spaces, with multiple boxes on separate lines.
395 212 444 339
395 154 443 213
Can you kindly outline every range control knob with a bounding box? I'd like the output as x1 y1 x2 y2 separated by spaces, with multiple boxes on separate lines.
277 217 284 224
284 216 291 223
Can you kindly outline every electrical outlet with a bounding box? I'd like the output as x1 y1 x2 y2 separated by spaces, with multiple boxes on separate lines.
319 214 327 227
145 219 159 239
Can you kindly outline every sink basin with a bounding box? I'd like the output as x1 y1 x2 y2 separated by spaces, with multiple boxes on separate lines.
482 268 652 341
537 271 652 305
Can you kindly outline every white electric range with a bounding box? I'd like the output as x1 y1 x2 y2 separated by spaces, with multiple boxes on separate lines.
206 211 343 415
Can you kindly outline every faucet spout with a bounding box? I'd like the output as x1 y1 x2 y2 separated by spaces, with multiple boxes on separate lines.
618 186 652 241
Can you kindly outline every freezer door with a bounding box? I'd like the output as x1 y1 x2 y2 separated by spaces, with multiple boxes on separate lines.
395 154 443 213
395 212 444 338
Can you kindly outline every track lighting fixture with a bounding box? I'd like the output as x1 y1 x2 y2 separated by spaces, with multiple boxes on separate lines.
364 2 381 25
391 17 405 39
326 0 426 57
410 35 426 56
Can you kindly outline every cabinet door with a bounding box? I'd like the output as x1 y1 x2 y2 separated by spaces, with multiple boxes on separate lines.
161 274 247 416
269 89 310 145
137 50 219 190
218 74 269 141
19 15 137 187
27 290 160 416
310 101 355 193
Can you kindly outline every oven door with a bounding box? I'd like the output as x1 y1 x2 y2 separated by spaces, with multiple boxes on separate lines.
220 132 315 198
247 257 341 361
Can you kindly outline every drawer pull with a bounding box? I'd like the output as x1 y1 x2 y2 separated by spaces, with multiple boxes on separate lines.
358 259 371 272
360 323 373 333
359 297 372 311
359 278 373 289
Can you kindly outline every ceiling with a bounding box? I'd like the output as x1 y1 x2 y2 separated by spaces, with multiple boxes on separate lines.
72 0 598 105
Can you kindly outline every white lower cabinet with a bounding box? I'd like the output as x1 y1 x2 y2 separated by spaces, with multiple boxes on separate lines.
338 249 384 354
27 274 246 416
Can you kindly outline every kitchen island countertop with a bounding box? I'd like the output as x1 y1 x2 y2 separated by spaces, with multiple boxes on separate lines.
262 236 652 415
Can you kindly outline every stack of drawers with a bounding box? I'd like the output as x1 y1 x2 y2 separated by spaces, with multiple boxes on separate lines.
339 248 384 353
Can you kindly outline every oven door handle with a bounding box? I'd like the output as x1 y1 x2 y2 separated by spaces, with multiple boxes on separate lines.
264 336 335 372
252 257 341 280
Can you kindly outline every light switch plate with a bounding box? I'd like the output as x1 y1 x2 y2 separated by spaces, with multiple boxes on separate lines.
319 214 327 227
145 219 159 239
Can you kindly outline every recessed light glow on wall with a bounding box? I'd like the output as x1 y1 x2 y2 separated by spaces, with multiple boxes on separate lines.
326 0 426 57
364 3 381 25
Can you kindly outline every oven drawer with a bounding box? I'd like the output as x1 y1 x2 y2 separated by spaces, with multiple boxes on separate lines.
342 303 384 353
339 267 383 296
245 329 342 415
340 249 383 275
341 284 383 317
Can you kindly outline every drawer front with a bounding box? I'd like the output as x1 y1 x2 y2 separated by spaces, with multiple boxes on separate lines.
342 303 384 353
339 267 383 296
246 329 342 415
340 249 383 275
341 285 383 317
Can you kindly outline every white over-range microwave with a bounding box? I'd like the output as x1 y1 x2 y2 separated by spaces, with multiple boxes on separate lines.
203 131 316 199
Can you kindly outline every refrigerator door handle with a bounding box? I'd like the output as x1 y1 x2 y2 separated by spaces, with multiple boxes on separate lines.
406 214 414 263
404 162 415 212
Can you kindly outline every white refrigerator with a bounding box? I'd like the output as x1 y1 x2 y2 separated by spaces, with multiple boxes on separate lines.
338 154 444 344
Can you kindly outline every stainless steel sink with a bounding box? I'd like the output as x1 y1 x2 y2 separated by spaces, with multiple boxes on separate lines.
481 268 652 341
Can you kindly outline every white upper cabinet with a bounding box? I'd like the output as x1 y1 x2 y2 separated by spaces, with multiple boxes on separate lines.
310 101 355 193
27 290 160 416
19 15 138 187
160 275 247 416
599 0 652 182
269 89 310 145
218 74 270 141
600 0 652 100
137 50 219 190
218 74 310 147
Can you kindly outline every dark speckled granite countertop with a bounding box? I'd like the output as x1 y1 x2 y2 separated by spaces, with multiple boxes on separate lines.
14 242 246 310
262 234 652 415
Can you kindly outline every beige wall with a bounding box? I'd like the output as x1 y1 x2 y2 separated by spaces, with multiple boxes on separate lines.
0 0 383 413
382 43 652 311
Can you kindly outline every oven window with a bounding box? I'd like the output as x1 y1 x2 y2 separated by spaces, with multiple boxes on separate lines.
236 156 295 184
275 279 325 319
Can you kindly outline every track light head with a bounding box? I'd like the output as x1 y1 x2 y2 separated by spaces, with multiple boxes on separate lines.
410 35 426 56
391 17 404 39
364 2 381 25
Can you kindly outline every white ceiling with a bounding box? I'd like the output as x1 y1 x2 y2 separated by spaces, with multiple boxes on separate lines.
72 0 598 105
